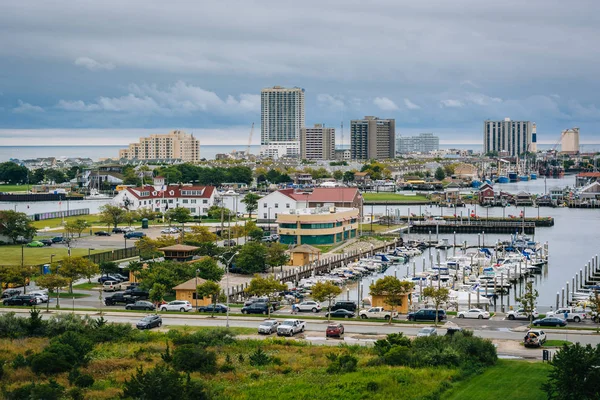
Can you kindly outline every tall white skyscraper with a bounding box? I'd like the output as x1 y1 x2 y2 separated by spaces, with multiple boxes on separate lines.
260 86 305 159
484 118 533 156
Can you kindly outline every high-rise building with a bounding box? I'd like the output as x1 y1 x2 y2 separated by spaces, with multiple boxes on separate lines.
118 130 200 161
483 118 533 156
260 86 305 159
300 124 335 160
561 127 580 153
397 133 439 154
350 116 395 160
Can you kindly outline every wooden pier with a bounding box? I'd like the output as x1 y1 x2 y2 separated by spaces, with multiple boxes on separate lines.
409 220 536 234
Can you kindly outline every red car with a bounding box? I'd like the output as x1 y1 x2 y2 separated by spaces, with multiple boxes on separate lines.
326 323 344 338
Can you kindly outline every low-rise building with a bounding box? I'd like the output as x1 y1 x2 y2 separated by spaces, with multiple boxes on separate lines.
113 184 216 216
288 244 321 266
277 206 359 246
173 277 211 308
159 244 199 262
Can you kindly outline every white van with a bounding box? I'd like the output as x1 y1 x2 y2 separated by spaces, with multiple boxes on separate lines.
103 281 119 292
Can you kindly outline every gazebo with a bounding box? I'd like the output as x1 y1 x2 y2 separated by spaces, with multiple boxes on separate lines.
158 244 199 262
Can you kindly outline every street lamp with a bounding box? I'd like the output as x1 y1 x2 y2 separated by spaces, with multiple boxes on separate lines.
50 254 56 265
221 251 239 328
195 268 200 311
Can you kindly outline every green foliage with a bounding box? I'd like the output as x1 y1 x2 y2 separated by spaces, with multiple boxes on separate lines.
311 281 342 321
161 341 173 363
266 243 290 273
11 354 28 369
197 280 221 317
194 257 224 282
165 207 191 225
0 210 37 244
235 242 268 274
98 204 126 228
242 193 260 219
369 276 413 323
245 274 286 318
5 379 65 400
543 343 600 400
0 162 28 184
149 283 167 305
326 353 358 374
169 327 236 347
207 205 233 220
122 364 209 400
516 281 539 325
171 344 217 373
422 286 450 326
137 260 197 292
74 374 95 388
343 170 355 182
249 347 271 366
435 166 446 181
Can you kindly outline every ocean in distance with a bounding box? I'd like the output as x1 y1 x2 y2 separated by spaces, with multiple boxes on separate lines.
1 144 599 162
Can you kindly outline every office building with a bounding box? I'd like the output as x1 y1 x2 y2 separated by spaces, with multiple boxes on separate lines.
561 127 580 153
350 116 395 160
277 207 359 246
300 124 335 160
118 130 200 161
397 133 439 153
260 86 305 158
483 118 534 157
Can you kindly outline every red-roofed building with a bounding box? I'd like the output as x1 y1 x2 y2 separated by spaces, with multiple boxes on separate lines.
257 187 363 222
113 185 216 216
576 172 600 187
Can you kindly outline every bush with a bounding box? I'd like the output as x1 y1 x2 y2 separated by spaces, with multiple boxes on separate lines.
51 331 93 362
249 347 271 367
170 328 235 347
326 353 358 374
74 374 95 388
11 354 28 369
172 345 217 373
5 380 64 400
122 365 209 400
0 312 28 339
29 344 76 374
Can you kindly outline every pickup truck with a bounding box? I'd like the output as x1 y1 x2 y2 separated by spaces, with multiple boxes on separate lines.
104 293 137 306
276 319 305 337
506 308 540 320
546 307 586 323
359 307 397 320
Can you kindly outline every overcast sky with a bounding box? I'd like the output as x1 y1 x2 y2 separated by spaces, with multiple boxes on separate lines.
1 0 599 146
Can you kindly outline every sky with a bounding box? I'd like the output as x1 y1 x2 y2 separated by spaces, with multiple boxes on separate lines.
1 0 600 146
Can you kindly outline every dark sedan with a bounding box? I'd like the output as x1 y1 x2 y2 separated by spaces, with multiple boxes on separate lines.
112 227 126 233
39 239 53 246
325 309 356 319
3 295 37 306
94 231 111 236
125 301 156 311
136 315 162 330
98 275 120 283
532 317 568 327
198 303 229 313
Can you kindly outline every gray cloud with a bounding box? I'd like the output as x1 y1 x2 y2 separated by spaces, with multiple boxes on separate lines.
74 57 115 71
13 100 44 113
374 97 399 111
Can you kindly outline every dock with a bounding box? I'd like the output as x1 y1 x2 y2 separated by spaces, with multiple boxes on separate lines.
409 220 536 234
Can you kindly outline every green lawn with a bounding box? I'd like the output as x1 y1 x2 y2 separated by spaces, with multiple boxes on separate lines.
0 184 30 192
544 340 572 347
444 360 551 400
363 193 430 202
73 282 102 290
32 214 106 229
0 245 108 265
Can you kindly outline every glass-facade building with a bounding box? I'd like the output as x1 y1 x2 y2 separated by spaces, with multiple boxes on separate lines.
397 133 439 153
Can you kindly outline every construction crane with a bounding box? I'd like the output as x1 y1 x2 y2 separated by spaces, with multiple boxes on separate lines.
551 131 567 153
246 122 254 157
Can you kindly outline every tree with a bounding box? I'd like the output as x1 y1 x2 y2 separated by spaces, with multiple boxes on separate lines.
123 211 138 227
65 219 89 238
36 272 69 311
266 243 290 273
149 283 167 309
0 265 36 294
0 162 28 184
165 207 191 225
343 170 355 182
0 210 37 244
81 259 100 284
333 170 344 181
242 193 260 219
197 281 221 318
434 166 446 181
589 290 600 333
245 274 286 318
136 236 177 259
207 206 233 220
311 281 342 321
543 343 600 400
183 226 217 244
58 256 89 293
99 261 119 277
122 364 209 400
515 281 539 326
98 204 126 228
45 169 67 184
235 242 268 274
422 287 450 326
193 257 224 282
369 276 414 324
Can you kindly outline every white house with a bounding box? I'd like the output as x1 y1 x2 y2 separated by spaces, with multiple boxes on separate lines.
113 185 216 217
257 189 300 222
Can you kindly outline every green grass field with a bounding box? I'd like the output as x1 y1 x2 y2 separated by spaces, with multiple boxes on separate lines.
0 245 108 265
444 360 551 400
363 193 430 202
0 184 30 192
73 282 102 290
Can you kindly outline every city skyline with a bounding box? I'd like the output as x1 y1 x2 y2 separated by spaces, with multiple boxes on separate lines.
1 1 600 146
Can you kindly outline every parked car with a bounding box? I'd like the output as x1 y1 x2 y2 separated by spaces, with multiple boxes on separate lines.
198 304 229 313
1 289 21 299
112 227 126 233
407 309 447 322
122 226 136 233
113 273 129 282
98 275 121 283
161 227 179 234
326 323 345 337
30 291 49 304
532 317 568 327
241 303 270 315
546 307 586 323
136 314 162 330
223 239 236 247
124 289 150 299
51 236 64 243
26 241 45 248
506 308 540 320
258 320 280 334
457 308 490 319
125 301 156 311
359 307 397 320
296 301 321 313
244 297 280 311
325 309 355 319
524 329 547 348
417 327 438 337
94 231 111 236
329 301 357 312
3 295 37 306
160 300 192 312
261 234 279 243
124 232 146 239
102 281 120 292
104 293 137 306
276 319 305 336
39 239 53 246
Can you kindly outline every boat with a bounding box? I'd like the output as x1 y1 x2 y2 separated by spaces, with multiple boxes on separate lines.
530 173 537 180
85 188 111 199
508 172 518 182
496 176 510 184
518 175 530 181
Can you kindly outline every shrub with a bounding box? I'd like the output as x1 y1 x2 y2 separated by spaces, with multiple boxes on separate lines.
219 363 236 373
74 374 95 388
11 354 28 369
0 312 28 339
51 331 93 362
29 345 76 374
122 365 209 400
5 380 64 400
384 346 412 366
249 348 271 367
326 353 358 374
171 328 235 347
88 321 134 343
366 381 380 392
27 308 47 336
172 345 217 373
